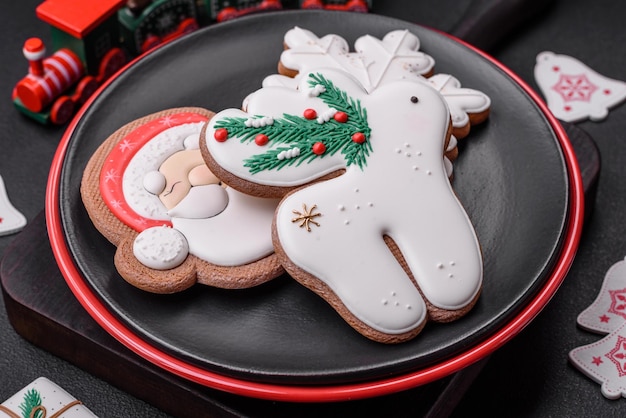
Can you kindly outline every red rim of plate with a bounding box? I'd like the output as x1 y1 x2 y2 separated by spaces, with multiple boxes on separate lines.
44 34 584 403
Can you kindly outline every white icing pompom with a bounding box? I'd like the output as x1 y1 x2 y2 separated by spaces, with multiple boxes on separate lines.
183 133 200 150
143 170 166 195
133 226 189 270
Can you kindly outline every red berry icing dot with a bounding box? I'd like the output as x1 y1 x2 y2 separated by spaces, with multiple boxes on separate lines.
352 132 366 144
334 111 348 123
312 142 326 155
303 108 317 120
214 128 228 142
255 133 269 146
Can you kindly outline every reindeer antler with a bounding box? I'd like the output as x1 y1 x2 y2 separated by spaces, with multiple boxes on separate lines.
280 28 435 92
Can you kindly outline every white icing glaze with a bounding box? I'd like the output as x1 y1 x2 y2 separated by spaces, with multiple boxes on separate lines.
0 174 27 236
133 226 189 270
353 29 435 90
280 27 435 93
204 68 482 335
172 188 279 266
143 170 166 195
183 133 201 149
167 184 228 219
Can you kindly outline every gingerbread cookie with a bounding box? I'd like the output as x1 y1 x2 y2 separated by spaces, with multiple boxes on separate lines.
81 108 283 293
201 67 483 343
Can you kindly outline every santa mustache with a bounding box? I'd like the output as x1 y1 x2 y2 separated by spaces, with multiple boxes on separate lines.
166 183 229 219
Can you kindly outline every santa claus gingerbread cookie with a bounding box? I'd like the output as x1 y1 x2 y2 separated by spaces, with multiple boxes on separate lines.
81 107 283 293
201 65 485 343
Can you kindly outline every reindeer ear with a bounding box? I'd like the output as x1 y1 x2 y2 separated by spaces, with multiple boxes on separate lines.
427 74 491 139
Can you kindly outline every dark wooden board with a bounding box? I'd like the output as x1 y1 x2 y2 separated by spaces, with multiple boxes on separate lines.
1 212 488 418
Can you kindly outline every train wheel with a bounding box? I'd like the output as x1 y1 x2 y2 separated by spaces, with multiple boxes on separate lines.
347 0 368 12
301 0 324 9
178 18 199 35
141 35 161 53
75 76 99 104
98 48 126 83
217 7 239 22
261 0 282 10
50 96 75 125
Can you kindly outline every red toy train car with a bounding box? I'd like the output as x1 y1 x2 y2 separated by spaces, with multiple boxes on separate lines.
13 0 127 125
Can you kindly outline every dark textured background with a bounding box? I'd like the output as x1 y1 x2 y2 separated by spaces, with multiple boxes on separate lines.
1 0 626 416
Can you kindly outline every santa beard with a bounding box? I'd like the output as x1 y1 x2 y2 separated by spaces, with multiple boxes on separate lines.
169 187 279 266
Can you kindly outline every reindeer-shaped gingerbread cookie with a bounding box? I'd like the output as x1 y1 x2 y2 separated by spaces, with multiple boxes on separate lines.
201 66 484 343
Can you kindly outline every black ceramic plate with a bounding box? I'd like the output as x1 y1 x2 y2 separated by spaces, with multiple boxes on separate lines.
48 10 582 400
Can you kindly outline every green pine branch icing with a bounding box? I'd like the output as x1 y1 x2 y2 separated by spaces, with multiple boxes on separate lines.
213 72 372 174
19 389 43 418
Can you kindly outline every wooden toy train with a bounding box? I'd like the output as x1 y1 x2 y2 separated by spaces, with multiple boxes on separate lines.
12 0 371 125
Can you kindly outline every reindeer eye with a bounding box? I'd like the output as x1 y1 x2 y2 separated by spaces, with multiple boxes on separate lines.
410 96 419 103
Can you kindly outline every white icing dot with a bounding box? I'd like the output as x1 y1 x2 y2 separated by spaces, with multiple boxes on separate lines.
382 299 388 305
355 205 360 210
354 188 360 193
246 116 274 128
395 148 402 154
368 202 374 207
413 166 419 171
404 143 410 148
406 305 412 310
417 151 422 156
277 147 300 160
338 204 345 211
395 302 400 306
449 274 455 278
316 108 337 123
405 152 411 157
437 263 444 269
450 261 456 266
427 170 432 175
391 291 396 296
